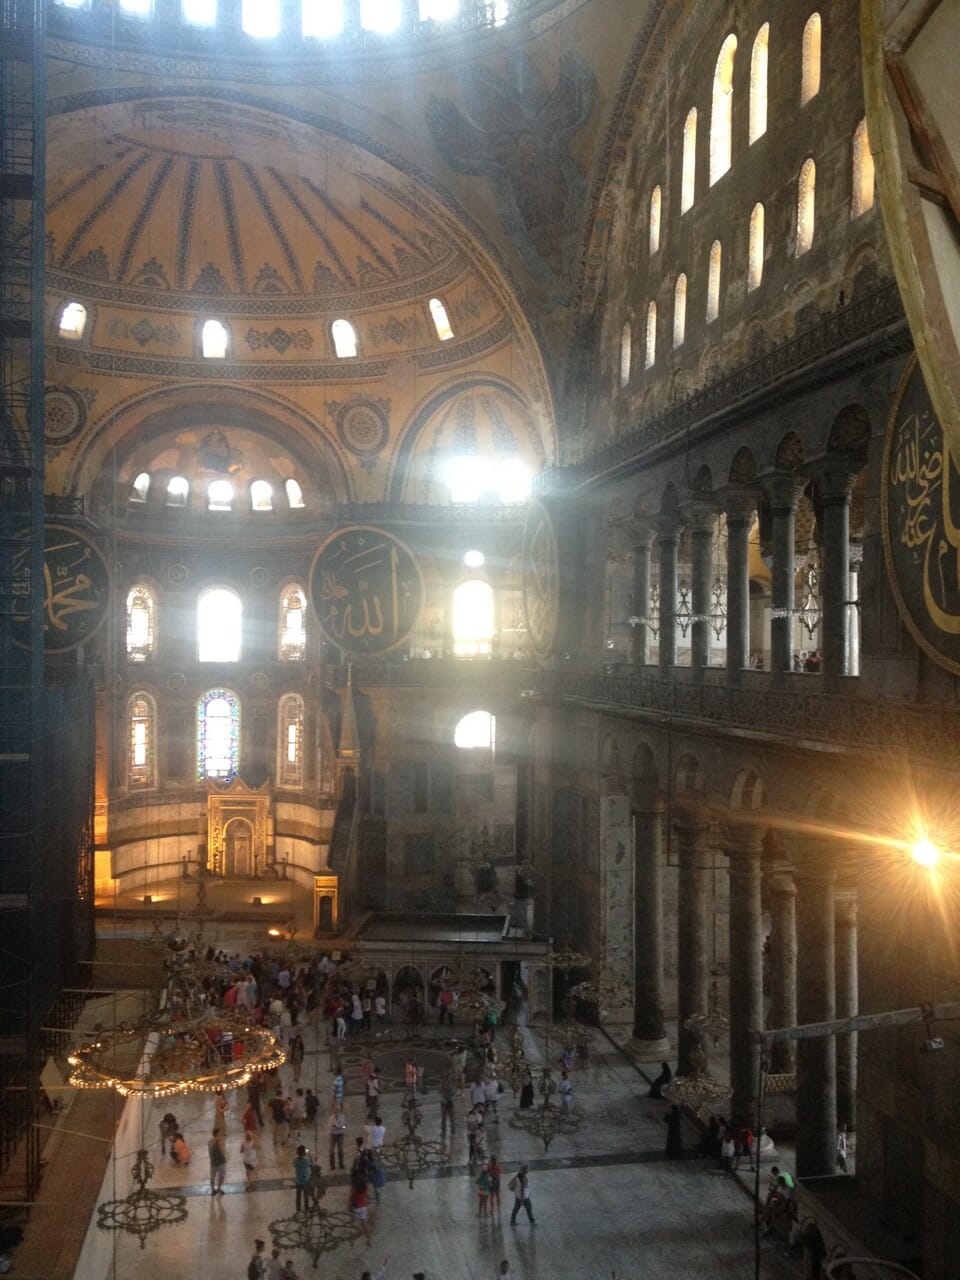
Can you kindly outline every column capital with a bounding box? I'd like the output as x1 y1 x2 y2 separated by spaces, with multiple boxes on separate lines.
722 820 766 857
655 512 682 540
809 456 858 503
834 890 857 928
720 487 759 525
673 798 712 832
787 834 839 881
628 518 657 549
761 471 807 514
681 501 717 535
764 863 797 898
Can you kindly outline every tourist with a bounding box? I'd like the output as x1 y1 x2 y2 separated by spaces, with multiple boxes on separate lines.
248 1238 268 1280
439 1074 455 1138
648 1062 672 1099
293 1144 312 1213
559 1069 573 1115
171 1131 191 1166
240 1128 259 1189
328 1106 346 1170
664 1104 683 1159
366 1067 381 1117
487 1152 502 1212
477 1161 491 1217
508 1163 534 1225
159 1112 178 1156
289 1032 305 1083
208 1130 227 1194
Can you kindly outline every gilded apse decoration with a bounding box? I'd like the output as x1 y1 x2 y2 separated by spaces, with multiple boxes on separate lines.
309 525 424 655
882 354 960 674
521 501 560 657
13 524 110 653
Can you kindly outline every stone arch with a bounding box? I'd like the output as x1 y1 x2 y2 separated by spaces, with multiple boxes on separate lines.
826 404 871 469
700 344 723 383
774 431 806 472
675 752 703 796
730 768 764 811
690 465 713 497
631 741 659 807
660 483 681 518
729 447 758 486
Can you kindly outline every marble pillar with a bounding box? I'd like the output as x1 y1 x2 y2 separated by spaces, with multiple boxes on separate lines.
724 494 755 674
632 803 670 1056
687 507 715 674
818 463 854 680
765 865 798 1074
631 526 654 667
765 475 805 678
600 791 635 1024
724 824 765 1126
657 520 679 670
676 811 711 1075
794 842 838 1177
835 890 858 1130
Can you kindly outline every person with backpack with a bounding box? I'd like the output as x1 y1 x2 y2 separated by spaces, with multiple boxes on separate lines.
247 1238 267 1280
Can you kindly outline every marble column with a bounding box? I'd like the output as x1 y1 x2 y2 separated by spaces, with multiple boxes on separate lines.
632 803 670 1056
675 809 711 1075
793 840 838 1177
835 890 858 1130
816 463 854 680
631 525 655 667
765 864 798 1074
724 824 765 1126
657 518 679 670
765 475 805 679
600 789 635 1025
686 506 715 674
724 493 755 674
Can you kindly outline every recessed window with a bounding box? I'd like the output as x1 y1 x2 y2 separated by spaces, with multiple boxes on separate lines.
796 158 816 256
119 0 151 15
428 298 455 341
360 0 402 33
198 587 242 662
681 108 697 213
648 186 662 256
710 34 737 186
128 693 157 788
251 480 273 512
464 550 485 568
202 319 229 359
673 275 687 348
131 472 150 504
59 301 87 340
331 318 358 359
197 689 240 781
166 476 189 508
620 322 632 388
706 242 722 322
126 585 156 663
183 0 216 24
242 0 280 35
279 585 307 661
454 709 496 750
852 119 875 218
303 0 343 36
278 694 305 787
453 580 495 657
420 0 458 19
645 301 657 369
748 203 765 290
285 478 305 510
208 480 233 512
55 0 88 7
801 13 822 105
749 24 769 144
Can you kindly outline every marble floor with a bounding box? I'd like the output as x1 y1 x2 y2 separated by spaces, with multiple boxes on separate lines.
84 1016 802 1280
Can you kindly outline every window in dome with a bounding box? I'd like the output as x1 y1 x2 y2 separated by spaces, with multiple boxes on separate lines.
126 584 156 663
208 480 233 512
497 458 532 505
673 274 687 348
796 158 816 256
166 476 189 508
620 321 632 387
681 108 697 213
202 319 229 359
278 695 305 788
464 550 485 568
706 242 722 322
243 0 280 35
748 203 765 290
285 478 305 510
131 472 150 504
453 580 495 657
648 186 662 256
197 689 240 781
183 0 216 24
801 13 821 106
119 0 152 15
128 693 157 788
710 34 737 186
331 318 358 358
55 0 88 8
251 480 273 512
420 0 458 19
279 585 307 661
446 456 488 505
303 0 343 36
645 300 657 369
59 301 87 339
429 297 455 341
483 0 508 23
455 709 496 750
749 23 769 144
198 587 242 662
360 0 402 34
852 118 875 218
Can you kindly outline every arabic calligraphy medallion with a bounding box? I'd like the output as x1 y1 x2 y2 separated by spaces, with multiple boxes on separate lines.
13 524 111 653
309 525 424 656
882 354 960 674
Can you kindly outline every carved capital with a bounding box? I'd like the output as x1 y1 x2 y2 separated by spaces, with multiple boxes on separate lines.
810 456 858 503
682 501 717 536
761 471 807 514
720 486 759 525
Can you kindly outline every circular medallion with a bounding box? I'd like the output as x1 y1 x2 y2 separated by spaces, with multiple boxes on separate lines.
250 672 270 693
521 500 560 656
882 354 960 674
44 387 87 444
167 563 189 585
250 566 270 588
167 673 186 692
337 401 389 459
13 524 110 653
309 525 424 655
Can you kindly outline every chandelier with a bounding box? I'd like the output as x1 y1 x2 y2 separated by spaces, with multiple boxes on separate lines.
662 1046 731 1117
379 1095 449 1188
96 1148 187 1249
269 1172 365 1267
683 978 729 1047
508 1064 584 1152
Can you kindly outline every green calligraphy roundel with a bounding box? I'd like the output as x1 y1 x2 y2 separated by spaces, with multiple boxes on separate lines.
13 524 111 653
309 525 424 655
882 354 960 675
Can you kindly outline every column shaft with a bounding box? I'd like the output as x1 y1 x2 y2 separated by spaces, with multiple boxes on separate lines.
676 816 710 1074
821 485 851 679
725 828 765 1125
770 502 797 677
835 893 858 1129
658 529 678 670
794 848 837 1176
690 522 713 673
766 871 798 1074
633 806 668 1048
725 510 752 673
631 531 654 666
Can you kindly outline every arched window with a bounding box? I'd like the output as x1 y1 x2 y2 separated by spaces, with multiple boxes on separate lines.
454 709 496 750
126 584 156 662
706 241 722 322
645 301 657 369
361 0 402 32
201 319 228 358
331 318 358 358
128 693 157 788
648 185 662 256
197 689 240 781
681 108 697 213
251 480 273 511
420 0 458 18
749 24 769 144
801 13 821 106
285 478 305 509
198 586 242 662
710 34 737 185
620 321 632 387
796 158 816 256
428 297 455 341
166 476 189 507
130 472 150 504
242 0 280 36
673 274 687 347
496 458 532 505
119 0 151 13
278 694 305 788
279 584 307 661
748 203 765 289
303 0 343 36
59 301 87 339
453 579 495 657
207 479 233 512
183 0 216 25
852 118 875 217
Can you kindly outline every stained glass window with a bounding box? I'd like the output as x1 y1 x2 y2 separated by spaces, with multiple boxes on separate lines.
197 689 240 781
198 587 242 661
278 695 305 787
126 584 156 662
280 584 307 660
129 693 157 787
